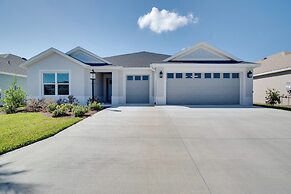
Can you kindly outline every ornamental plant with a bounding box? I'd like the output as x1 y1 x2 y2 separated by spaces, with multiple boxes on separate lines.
1 79 26 114
265 88 281 105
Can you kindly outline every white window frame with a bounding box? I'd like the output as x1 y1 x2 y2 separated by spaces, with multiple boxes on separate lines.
41 70 71 96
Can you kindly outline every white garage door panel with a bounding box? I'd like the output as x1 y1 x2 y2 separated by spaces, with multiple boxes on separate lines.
126 78 149 104
166 78 240 105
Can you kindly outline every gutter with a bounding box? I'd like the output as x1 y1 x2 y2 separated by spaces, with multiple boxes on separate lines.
0 71 27 78
254 67 291 77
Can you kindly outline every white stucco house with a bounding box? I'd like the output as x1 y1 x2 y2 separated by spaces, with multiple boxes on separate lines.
20 42 259 106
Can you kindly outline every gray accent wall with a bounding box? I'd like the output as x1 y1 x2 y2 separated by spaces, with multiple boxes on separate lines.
166 75 240 105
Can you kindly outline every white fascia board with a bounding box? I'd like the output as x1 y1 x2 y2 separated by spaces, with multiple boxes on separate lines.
20 48 90 69
66 46 112 65
0 71 27 78
254 67 291 77
91 65 123 71
123 67 153 71
151 62 260 68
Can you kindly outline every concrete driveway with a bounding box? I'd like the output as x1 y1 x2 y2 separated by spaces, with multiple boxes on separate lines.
1 106 291 194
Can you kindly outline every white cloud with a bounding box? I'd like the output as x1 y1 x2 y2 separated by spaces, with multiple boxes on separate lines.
137 7 198 34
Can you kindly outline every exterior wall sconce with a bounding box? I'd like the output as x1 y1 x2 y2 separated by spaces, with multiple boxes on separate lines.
247 70 253 78
159 70 163 78
90 70 96 101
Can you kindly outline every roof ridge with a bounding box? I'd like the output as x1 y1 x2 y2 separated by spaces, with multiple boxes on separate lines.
104 51 170 58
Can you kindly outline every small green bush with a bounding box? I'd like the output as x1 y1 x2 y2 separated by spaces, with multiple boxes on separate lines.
265 88 281 105
63 104 74 112
1 79 26 114
47 103 58 113
88 101 103 111
72 106 88 117
51 105 67 117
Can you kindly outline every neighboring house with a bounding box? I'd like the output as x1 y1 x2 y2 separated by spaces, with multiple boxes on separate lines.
254 52 291 105
0 54 27 104
20 42 259 105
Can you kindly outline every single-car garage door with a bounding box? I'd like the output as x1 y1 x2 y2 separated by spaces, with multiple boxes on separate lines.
166 72 240 105
126 75 149 104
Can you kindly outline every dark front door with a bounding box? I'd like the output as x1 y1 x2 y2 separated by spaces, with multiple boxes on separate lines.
106 78 112 103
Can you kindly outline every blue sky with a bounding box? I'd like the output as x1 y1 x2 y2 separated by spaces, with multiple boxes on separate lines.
1 0 291 61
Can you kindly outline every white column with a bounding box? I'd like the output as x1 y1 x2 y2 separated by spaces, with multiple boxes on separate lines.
155 67 166 105
111 70 119 105
241 69 254 106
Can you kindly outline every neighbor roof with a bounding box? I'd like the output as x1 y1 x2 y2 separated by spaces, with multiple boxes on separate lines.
104 51 170 68
0 54 27 76
255 52 291 75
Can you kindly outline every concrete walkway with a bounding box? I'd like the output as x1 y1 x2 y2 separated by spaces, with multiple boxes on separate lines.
1 106 291 194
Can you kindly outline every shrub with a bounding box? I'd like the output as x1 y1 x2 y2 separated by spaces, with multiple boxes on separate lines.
56 98 68 105
72 105 88 117
87 97 100 105
68 95 79 105
1 79 26 114
51 104 68 117
63 103 74 112
26 98 53 112
52 108 65 117
88 101 103 111
265 88 281 105
47 103 58 113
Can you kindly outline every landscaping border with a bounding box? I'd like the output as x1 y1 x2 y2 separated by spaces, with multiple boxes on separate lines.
254 103 291 112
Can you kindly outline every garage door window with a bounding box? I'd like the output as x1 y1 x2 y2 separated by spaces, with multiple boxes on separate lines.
205 73 212 79
167 73 174 79
194 73 201 79
186 73 193 79
214 73 220 79
142 75 149 80
176 73 183 79
232 73 239 79
135 76 141 80
223 73 230 79
127 76 133 80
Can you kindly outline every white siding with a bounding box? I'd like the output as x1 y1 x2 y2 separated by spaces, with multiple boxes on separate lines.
254 74 291 105
26 52 88 104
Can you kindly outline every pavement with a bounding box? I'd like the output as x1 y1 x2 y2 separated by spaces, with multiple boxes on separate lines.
1 106 291 194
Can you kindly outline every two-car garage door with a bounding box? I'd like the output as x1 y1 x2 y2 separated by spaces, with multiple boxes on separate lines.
166 72 240 105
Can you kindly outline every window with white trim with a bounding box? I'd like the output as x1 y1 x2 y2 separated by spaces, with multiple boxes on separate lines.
43 72 69 95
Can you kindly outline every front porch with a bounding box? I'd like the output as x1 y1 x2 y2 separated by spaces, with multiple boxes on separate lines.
92 72 112 104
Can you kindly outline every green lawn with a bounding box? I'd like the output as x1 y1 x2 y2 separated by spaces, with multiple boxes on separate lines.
0 113 81 155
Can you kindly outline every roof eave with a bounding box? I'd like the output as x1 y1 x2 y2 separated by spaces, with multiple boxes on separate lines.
20 48 91 69
151 62 260 68
66 46 112 65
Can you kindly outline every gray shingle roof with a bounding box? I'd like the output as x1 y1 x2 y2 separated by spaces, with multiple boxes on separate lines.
0 54 27 75
255 52 291 75
104 51 170 67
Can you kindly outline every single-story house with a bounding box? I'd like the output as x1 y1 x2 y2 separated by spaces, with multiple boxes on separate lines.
20 42 259 106
0 54 27 104
254 51 291 105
